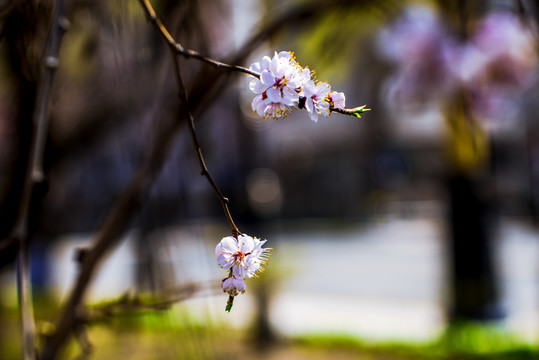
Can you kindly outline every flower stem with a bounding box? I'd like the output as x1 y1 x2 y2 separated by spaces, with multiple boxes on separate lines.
225 296 234 312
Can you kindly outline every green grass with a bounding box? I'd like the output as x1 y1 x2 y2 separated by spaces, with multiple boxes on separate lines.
293 322 539 360
1 296 538 360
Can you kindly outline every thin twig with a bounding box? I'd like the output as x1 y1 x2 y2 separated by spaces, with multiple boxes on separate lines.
139 0 241 237
138 0 259 79
79 282 203 323
175 55 241 237
330 105 371 117
11 1 67 359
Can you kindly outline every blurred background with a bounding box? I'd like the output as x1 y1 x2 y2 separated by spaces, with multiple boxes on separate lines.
0 0 538 358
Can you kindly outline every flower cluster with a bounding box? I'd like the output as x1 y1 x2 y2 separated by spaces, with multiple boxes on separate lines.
216 234 271 311
249 51 346 122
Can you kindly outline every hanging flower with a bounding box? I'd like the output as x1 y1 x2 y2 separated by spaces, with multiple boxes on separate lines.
216 234 272 279
216 234 272 312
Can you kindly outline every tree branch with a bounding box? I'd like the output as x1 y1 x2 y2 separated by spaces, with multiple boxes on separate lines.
79 282 204 323
10 1 68 359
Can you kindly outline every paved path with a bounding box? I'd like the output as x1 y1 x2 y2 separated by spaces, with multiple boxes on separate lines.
269 217 538 341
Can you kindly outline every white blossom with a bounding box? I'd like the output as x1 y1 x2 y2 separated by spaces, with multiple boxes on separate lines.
248 51 351 121
249 51 310 119
216 234 271 279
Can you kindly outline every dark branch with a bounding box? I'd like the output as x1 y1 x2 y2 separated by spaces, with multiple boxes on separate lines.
12 1 68 359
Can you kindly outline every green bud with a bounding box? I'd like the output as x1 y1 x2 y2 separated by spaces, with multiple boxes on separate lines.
351 105 371 118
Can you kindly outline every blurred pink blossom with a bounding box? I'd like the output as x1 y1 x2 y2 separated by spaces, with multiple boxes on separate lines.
378 6 538 121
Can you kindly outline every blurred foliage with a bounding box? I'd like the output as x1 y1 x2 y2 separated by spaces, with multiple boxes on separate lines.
288 0 448 83
438 322 537 356
294 0 402 83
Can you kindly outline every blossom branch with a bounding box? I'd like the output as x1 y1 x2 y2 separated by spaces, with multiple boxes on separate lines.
140 0 371 123
40 1 369 356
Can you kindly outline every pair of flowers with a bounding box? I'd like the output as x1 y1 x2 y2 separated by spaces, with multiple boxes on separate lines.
216 234 271 308
249 51 346 122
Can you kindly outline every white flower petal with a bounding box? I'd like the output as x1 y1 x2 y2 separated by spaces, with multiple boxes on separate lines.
305 98 314 113
238 234 255 253
329 91 346 109
282 86 299 106
266 87 282 102
309 110 319 122
270 54 281 76
251 94 263 111
261 70 275 87
215 243 224 256
277 51 291 61
217 253 233 270
260 56 272 70
303 80 316 98
249 62 261 73
256 100 269 117
220 236 238 253
318 100 330 117
313 82 331 100
249 79 266 94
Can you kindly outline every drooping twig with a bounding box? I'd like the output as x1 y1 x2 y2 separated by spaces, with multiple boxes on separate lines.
176 55 241 237
9 1 68 359
139 0 241 237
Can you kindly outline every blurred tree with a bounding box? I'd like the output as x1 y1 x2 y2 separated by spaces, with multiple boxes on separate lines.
443 89 504 321
437 0 533 321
